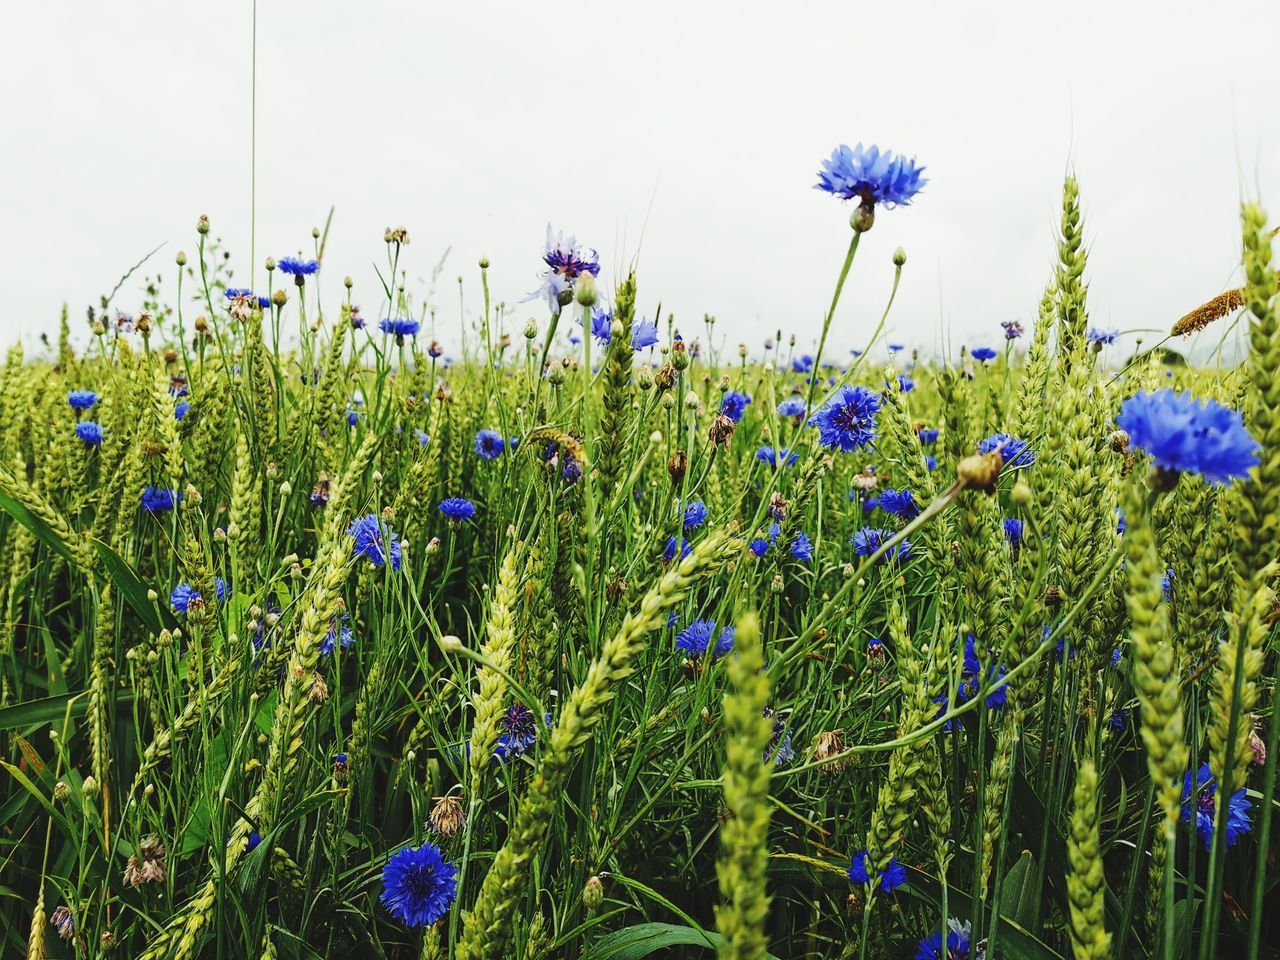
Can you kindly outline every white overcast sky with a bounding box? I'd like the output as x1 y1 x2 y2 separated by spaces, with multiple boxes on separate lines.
3 2 1278 361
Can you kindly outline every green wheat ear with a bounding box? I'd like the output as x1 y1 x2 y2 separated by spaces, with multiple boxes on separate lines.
1066 758 1112 960
715 610 773 960
456 531 740 960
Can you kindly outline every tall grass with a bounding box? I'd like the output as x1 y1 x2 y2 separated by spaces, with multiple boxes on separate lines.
0 180 1276 960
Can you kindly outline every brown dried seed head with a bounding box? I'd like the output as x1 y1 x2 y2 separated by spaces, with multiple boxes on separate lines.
1172 287 1244 336
708 413 736 447
429 795 467 837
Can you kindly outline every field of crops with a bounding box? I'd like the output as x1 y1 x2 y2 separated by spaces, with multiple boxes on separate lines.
1 152 1277 960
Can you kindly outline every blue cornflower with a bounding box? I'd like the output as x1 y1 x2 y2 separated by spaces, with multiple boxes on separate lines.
1117 389 1260 485
790 532 813 562
169 583 199 613
1182 763 1253 850
764 709 794 766
68 390 98 411
675 619 734 659
631 316 659 350
349 514 402 571
1115 507 1127 535
888 343 905 353
380 317 421 339
971 347 998 363
277 256 319 277
756 445 799 468
1003 518 1025 550
1002 320 1024 340
749 538 770 557
224 287 252 299
960 636 1007 710
924 455 938 471
917 427 939 446
439 498 476 523
897 374 915 393
320 614 355 656
1111 646 1123 668
848 850 908 893
175 402 191 421
169 578 226 614
663 536 692 563
493 703 539 762
1088 327 1118 346
76 421 104 446
851 526 911 563
876 488 919 521
683 500 709 532
474 429 506 459
810 385 881 452
720 391 752 423
1162 568 1174 601
586 307 614 345
815 143 926 207
915 920 974 960
526 225 601 312
347 409 361 427
978 432 1035 469
140 487 181 513
380 842 458 927
792 354 814 374
777 396 807 418
1109 709 1129 731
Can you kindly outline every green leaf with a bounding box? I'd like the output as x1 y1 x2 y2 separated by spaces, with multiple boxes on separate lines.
1002 850 1040 930
580 923 721 960
91 538 178 633
0 484 75 565
0 691 83 730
